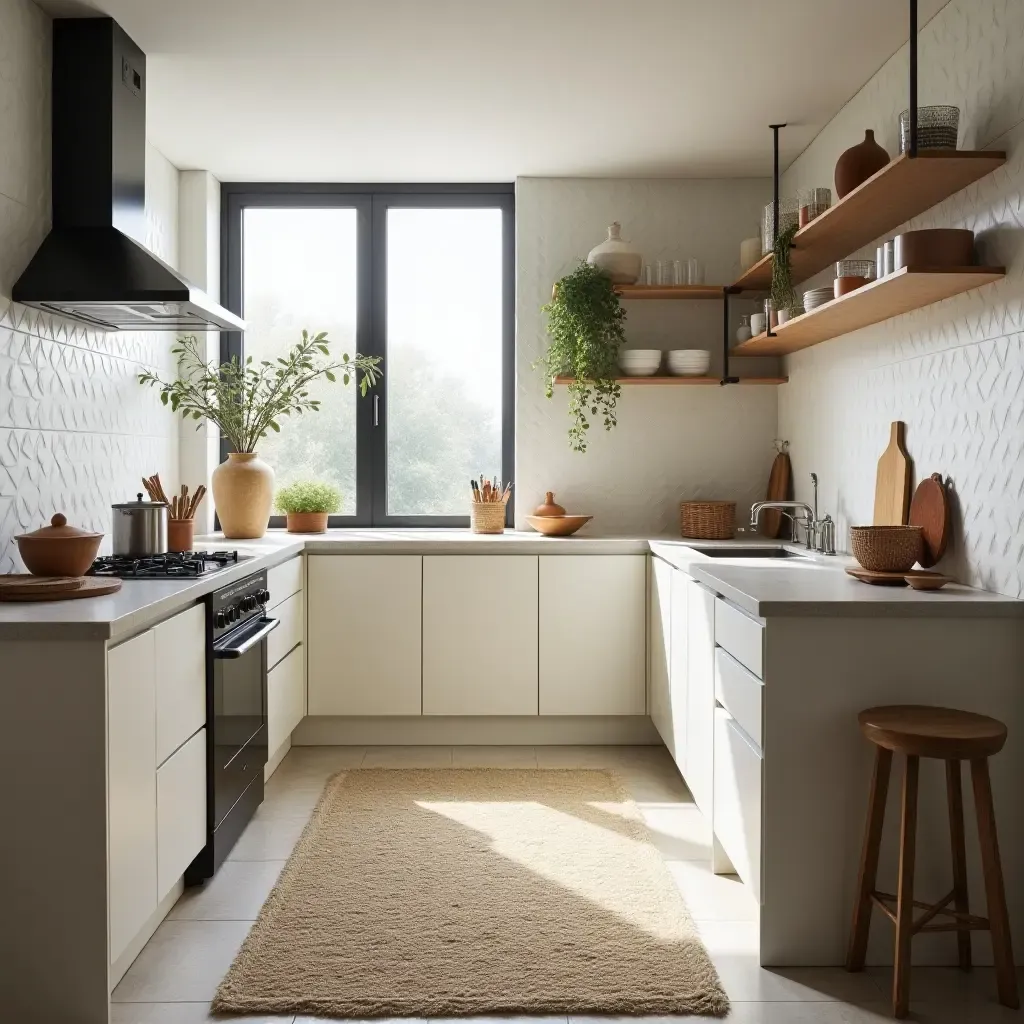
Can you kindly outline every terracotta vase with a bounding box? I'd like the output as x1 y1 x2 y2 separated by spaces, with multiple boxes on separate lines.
834 129 890 199
286 511 329 534
212 453 275 539
533 491 567 517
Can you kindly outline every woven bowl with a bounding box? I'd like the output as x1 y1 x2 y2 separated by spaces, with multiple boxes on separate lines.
680 501 736 540
850 525 924 573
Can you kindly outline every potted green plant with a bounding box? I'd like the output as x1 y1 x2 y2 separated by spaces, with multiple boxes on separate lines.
538 261 627 453
274 480 342 533
139 330 380 539
770 222 800 324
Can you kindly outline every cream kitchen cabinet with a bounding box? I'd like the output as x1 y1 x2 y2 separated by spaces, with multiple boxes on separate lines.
308 555 422 715
423 555 538 715
539 555 646 715
668 566 690 769
268 644 306 753
156 728 206 901
648 556 673 749
153 603 205 766
685 579 716 817
713 706 762 902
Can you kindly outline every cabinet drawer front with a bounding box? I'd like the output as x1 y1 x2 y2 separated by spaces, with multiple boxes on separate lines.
267 556 303 610
267 590 303 670
156 728 206 901
714 647 763 749
713 708 763 903
268 645 306 755
714 598 764 678
153 603 206 766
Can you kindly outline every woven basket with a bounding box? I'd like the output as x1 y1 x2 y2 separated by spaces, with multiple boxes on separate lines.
680 501 736 540
470 502 507 535
850 525 923 573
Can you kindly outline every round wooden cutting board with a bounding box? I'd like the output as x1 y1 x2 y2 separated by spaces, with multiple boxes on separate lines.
0 575 122 602
909 473 951 568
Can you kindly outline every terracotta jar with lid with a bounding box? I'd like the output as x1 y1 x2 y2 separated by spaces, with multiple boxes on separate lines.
533 492 567 517
15 514 103 577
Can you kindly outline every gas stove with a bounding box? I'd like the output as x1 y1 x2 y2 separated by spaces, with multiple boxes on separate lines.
89 550 246 580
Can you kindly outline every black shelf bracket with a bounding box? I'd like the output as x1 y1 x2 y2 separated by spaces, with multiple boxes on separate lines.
908 0 918 157
721 288 738 386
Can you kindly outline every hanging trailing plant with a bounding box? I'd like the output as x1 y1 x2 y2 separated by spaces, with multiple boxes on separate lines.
538 261 627 453
769 221 800 314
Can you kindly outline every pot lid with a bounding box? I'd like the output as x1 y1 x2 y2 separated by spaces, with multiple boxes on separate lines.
113 492 168 510
16 513 103 541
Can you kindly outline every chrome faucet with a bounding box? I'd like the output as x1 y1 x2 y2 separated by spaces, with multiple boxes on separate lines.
750 472 837 555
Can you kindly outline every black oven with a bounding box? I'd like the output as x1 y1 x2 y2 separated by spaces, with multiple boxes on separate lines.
186 570 277 884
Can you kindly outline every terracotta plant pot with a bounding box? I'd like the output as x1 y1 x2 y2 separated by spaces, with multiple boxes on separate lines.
167 519 195 553
212 452 275 539
286 511 329 534
834 129 890 199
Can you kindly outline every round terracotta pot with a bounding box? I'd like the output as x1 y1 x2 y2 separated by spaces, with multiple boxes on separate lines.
834 276 870 297
834 129 890 199
167 518 195 553
286 511 329 534
212 453 275 539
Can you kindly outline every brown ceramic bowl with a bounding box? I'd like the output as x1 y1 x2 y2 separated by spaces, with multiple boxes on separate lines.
834 276 870 298
905 573 953 591
526 515 593 537
850 525 924 573
894 229 974 270
16 513 103 577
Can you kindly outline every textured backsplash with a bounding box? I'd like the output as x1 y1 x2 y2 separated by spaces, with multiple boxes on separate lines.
779 0 1024 597
0 0 180 572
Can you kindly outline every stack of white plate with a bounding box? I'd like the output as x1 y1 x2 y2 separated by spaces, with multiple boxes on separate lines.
617 349 663 376
803 287 833 312
667 349 711 376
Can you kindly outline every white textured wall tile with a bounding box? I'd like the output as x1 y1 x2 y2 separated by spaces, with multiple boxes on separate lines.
779 0 1024 597
0 2 180 572
516 176 781 533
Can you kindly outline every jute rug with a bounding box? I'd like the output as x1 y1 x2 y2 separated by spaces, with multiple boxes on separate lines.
212 768 729 1018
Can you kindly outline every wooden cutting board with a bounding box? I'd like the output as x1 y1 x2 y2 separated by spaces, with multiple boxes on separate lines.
873 421 912 525
845 566 944 587
761 447 792 538
909 473 951 568
0 575 122 602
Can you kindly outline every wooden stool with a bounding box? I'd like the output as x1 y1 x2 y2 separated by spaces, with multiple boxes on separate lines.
846 705 1018 1017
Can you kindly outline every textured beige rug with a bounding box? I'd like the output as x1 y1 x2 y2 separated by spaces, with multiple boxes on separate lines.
213 768 728 1018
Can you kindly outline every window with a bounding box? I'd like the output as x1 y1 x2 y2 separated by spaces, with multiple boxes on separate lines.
223 185 513 527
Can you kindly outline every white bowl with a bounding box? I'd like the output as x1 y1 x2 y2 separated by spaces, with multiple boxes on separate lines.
618 349 663 376
667 349 711 376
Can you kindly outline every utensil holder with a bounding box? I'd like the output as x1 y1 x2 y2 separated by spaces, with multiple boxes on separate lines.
679 501 736 540
470 502 506 535
167 518 195 553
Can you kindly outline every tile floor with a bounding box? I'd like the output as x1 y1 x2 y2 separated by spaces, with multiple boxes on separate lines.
112 745 1020 1024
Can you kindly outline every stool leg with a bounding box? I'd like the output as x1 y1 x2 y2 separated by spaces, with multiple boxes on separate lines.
847 745 892 972
945 759 971 971
970 757 1020 1010
893 754 919 1019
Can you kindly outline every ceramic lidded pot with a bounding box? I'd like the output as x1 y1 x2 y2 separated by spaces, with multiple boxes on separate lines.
533 492 567 517
15 513 103 576
834 130 890 198
586 222 642 283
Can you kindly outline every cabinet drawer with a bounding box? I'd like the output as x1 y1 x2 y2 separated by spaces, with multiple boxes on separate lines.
268 644 306 755
714 647 763 749
153 603 206 766
267 590 303 670
714 598 764 678
268 556 303 610
156 728 206 901
713 708 763 903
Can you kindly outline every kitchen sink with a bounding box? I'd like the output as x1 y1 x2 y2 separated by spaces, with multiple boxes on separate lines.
689 547 809 559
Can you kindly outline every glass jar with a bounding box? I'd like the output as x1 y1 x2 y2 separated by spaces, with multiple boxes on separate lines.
797 187 832 228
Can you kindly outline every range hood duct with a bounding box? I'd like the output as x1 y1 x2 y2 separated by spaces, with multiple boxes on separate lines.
12 18 243 332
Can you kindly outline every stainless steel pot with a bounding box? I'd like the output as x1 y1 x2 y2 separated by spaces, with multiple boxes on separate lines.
112 493 168 555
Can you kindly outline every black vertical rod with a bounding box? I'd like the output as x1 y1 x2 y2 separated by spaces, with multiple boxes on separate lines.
721 290 737 385
767 124 786 339
909 0 918 157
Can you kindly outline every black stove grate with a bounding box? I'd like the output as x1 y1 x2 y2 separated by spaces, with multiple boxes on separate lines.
89 550 240 579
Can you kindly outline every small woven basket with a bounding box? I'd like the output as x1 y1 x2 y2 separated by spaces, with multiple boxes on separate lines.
470 502 507 535
680 501 736 540
850 525 923 573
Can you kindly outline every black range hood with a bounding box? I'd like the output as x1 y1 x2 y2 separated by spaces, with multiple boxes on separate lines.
12 18 242 332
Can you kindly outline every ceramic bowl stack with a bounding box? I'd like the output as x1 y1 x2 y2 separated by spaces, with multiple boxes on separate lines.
667 349 711 377
803 287 833 312
618 349 663 376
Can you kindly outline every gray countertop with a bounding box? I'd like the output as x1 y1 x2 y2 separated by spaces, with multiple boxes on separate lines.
0 530 1020 641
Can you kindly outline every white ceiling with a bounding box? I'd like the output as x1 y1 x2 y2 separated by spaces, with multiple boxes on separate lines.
40 0 947 181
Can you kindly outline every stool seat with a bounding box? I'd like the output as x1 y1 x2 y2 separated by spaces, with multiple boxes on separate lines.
858 704 1007 760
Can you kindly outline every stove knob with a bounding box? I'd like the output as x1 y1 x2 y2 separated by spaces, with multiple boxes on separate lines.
243 596 256 612
259 588 271 605
215 611 227 629
226 604 238 623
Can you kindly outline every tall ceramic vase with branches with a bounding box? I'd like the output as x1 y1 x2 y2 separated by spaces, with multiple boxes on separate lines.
140 330 381 538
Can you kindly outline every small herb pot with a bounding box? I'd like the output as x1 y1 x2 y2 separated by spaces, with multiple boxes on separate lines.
286 511 329 534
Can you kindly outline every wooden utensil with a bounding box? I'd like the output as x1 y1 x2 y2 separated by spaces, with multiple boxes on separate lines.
873 421 912 525
0 576 122 602
908 472 950 568
845 566 944 587
761 440 791 538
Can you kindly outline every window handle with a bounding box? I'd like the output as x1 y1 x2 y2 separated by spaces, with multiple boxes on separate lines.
373 393 379 427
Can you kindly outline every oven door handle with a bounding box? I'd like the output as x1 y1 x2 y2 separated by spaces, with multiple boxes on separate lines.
213 617 279 659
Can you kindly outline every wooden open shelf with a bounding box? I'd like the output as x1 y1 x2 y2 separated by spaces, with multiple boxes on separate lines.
551 282 724 301
731 266 1004 356
732 150 1006 292
553 376 788 386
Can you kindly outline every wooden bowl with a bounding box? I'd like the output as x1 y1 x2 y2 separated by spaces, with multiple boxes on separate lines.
526 515 592 537
850 525 923 573
905 573 953 591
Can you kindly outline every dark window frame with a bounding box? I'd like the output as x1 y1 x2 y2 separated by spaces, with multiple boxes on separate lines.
221 183 515 529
